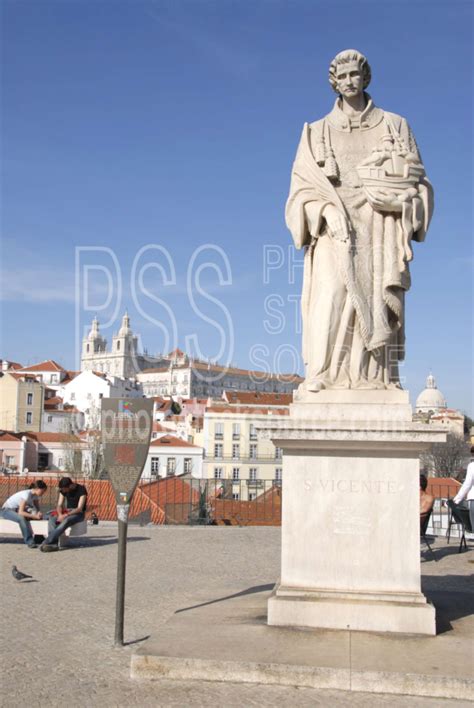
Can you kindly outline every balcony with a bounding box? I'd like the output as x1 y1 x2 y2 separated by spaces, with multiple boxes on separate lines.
246 479 264 488
204 454 282 464
214 433 223 440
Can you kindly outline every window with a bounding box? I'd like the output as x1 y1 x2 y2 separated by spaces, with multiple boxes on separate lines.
6 455 15 465
232 492 240 500
167 457 176 476
249 424 257 440
249 467 258 481
70 392 76 400
117 341 121 350
47 415 53 423
51 374 58 383
232 467 240 480
232 444 240 460
275 468 282 482
27 393 33 405
58 457 63 467
249 492 257 501
214 467 223 479
184 458 192 474
275 446 283 460
214 443 223 459
150 457 160 474
87 344 90 353
214 423 223 440
232 423 240 440
249 444 257 460
26 412 32 424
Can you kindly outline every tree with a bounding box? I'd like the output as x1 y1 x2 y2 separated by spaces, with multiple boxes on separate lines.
462 412 473 437
420 433 471 479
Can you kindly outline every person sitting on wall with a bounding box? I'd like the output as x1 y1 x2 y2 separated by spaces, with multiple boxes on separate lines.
0 480 48 548
41 477 87 552
420 474 434 515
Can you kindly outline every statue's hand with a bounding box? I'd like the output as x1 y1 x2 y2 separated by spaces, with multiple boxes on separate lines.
367 189 403 213
322 204 350 242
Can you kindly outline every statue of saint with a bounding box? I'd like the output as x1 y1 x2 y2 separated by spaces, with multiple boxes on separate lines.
286 49 433 392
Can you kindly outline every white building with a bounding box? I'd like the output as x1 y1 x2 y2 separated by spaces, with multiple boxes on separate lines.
61 370 143 428
16 360 78 391
143 434 203 480
138 354 301 399
202 404 288 499
42 395 85 433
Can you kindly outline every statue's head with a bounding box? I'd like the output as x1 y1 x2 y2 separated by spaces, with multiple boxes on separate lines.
329 49 371 95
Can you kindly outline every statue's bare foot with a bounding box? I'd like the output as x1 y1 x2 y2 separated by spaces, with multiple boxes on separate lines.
306 379 326 392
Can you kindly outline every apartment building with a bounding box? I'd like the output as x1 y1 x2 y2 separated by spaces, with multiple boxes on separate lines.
0 372 44 432
202 405 288 500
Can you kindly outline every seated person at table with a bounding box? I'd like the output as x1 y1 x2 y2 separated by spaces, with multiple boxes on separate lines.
0 480 48 548
41 477 87 552
420 474 434 515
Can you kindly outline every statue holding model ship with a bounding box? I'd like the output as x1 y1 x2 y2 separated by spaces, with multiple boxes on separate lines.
286 49 433 392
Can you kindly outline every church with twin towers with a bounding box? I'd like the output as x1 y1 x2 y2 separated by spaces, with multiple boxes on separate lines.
80 313 300 399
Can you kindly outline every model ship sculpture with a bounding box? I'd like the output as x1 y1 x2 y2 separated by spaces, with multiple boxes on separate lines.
357 121 425 210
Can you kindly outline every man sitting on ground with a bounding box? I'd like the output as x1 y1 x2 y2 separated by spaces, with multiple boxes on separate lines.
0 480 48 548
420 474 434 515
41 477 87 552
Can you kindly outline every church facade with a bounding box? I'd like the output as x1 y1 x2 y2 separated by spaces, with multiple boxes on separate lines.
81 314 302 399
80 313 165 379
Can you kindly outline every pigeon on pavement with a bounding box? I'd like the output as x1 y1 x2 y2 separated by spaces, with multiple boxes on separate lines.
12 565 33 581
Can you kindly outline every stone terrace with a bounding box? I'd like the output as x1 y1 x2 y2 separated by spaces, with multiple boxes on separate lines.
1 526 472 707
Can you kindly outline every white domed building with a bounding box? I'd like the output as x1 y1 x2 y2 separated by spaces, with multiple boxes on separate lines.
415 374 447 415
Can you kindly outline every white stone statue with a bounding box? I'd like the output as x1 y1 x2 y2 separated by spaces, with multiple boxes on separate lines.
286 49 433 392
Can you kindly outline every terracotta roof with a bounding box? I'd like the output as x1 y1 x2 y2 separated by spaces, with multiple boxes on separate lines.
61 370 80 384
0 431 23 441
1 360 23 370
140 366 170 374
206 406 289 416
26 432 82 443
149 435 200 449
18 360 65 373
223 390 292 406
190 361 302 382
431 410 464 419
44 396 64 409
7 372 41 383
140 361 302 382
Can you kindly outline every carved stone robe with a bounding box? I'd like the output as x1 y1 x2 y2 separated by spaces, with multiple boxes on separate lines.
286 97 433 390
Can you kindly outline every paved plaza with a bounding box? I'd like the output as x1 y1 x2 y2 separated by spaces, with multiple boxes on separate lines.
1 525 473 707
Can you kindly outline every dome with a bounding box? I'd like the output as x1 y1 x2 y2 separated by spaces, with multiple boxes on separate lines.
415 373 447 413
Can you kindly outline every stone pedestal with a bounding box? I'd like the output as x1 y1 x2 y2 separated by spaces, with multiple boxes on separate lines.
260 390 446 636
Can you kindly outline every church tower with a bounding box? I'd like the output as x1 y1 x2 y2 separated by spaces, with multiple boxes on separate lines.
81 317 107 370
111 311 139 378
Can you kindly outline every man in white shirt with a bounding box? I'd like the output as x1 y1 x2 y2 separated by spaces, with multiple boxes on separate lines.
0 480 48 548
453 447 474 530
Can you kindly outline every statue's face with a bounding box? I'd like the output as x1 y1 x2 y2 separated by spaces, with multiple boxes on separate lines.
334 61 364 98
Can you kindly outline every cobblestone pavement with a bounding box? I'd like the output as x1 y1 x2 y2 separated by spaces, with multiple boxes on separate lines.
1 526 472 707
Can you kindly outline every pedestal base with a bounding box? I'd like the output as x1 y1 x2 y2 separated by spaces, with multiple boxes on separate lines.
258 393 446 637
268 583 436 635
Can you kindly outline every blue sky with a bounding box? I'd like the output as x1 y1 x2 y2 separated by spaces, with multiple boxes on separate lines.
1 0 473 413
